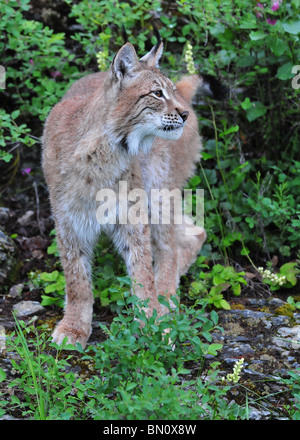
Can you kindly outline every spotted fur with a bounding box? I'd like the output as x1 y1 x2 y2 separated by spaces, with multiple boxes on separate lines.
42 41 206 348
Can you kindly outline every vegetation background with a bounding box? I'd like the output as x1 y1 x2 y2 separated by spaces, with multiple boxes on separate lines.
0 0 299 420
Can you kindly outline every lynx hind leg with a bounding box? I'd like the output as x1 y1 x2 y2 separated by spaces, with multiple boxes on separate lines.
151 224 179 314
175 215 207 277
52 231 95 348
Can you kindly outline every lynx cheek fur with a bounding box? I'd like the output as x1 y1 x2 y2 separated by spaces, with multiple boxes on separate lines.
42 38 206 348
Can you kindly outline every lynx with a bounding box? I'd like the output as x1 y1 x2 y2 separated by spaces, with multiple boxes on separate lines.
42 36 209 348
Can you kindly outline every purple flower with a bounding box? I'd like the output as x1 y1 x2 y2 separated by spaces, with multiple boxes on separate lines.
271 1 280 11
29 59 34 65
21 168 31 175
256 2 264 17
267 18 277 25
50 70 62 79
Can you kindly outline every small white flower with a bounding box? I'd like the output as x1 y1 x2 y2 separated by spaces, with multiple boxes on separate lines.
222 358 244 384
185 41 196 75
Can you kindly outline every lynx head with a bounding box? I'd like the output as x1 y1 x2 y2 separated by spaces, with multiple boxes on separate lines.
104 37 189 155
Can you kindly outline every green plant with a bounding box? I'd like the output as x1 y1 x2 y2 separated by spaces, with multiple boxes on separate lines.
0 109 36 163
0 296 248 420
281 371 300 420
0 316 86 419
258 261 299 291
287 296 300 310
1 0 79 120
189 259 247 310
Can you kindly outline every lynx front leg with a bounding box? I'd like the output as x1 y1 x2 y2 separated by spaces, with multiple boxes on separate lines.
112 224 159 318
52 231 95 348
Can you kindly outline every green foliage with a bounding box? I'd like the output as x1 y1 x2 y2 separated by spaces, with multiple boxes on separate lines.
0 110 35 163
0 0 77 121
0 297 247 420
189 257 247 310
287 296 300 310
281 371 300 420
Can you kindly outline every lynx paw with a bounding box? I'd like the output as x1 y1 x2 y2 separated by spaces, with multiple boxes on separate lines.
52 321 91 349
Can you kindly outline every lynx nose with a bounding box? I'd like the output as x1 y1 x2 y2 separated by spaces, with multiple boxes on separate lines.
176 108 189 122
180 111 189 122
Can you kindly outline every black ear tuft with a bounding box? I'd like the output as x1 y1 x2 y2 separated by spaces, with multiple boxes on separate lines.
139 24 163 68
202 74 229 100
121 25 128 44
152 22 162 53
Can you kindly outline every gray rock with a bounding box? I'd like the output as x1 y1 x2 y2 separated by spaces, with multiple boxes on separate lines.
13 300 45 317
248 406 271 420
17 210 34 226
0 207 10 222
0 229 17 285
8 283 24 298
276 325 300 350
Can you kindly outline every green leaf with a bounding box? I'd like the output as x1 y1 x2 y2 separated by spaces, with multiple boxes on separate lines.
45 283 60 293
207 343 223 356
0 368 6 382
210 310 219 325
40 271 59 282
236 55 255 67
0 151 13 163
269 36 286 56
220 299 231 310
249 31 266 41
220 125 239 138
189 175 201 187
282 20 300 35
239 21 257 29
277 62 294 80
232 283 241 296
201 152 213 160
202 331 212 342
245 101 267 122
241 97 252 110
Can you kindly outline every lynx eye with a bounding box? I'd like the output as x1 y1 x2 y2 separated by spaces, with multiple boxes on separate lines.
152 90 163 98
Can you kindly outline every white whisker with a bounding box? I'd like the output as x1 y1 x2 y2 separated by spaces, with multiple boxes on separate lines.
185 122 201 138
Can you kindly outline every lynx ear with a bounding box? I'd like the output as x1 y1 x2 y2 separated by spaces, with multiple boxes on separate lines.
111 43 140 81
140 42 163 68
140 28 163 68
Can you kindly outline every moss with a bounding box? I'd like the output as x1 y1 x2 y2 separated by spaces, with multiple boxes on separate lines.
258 306 271 314
274 303 294 319
231 303 245 310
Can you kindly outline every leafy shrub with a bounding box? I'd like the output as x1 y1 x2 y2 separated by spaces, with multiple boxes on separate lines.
0 297 248 420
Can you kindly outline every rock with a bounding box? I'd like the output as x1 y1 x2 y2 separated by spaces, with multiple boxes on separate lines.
0 415 22 420
0 207 10 223
276 325 300 350
8 283 24 298
0 228 17 285
13 300 45 317
248 407 271 420
17 210 35 226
